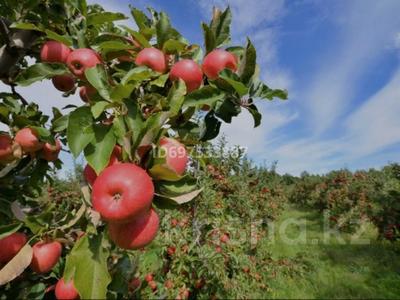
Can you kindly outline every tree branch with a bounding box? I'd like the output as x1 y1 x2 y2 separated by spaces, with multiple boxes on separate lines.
0 19 41 81
10 84 28 106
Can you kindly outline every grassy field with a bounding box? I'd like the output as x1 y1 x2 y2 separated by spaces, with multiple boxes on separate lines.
265 206 400 299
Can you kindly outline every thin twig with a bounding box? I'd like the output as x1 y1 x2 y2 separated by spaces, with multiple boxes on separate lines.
10 84 29 106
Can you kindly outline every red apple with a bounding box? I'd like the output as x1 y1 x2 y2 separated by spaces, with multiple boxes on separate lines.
156 137 188 177
0 134 14 162
66 48 102 80
148 280 157 291
42 139 62 161
129 277 141 292
202 49 237 79
52 75 75 92
0 232 27 263
220 234 229 243
83 164 97 186
55 278 79 300
79 85 96 103
40 41 71 63
135 48 167 73
108 208 159 249
30 241 62 273
169 59 203 92
15 128 43 152
145 273 153 282
92 163 154 223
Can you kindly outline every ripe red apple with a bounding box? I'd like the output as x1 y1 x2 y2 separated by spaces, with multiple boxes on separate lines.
66 48 102 80
55 278 79 300
148 280 157 291
135 48 167 73
30 241 62 273
40 41 71 63
145 273 153 283
15 128 43 152
167 246 176 256
42 139 62 161
169 59 203 92
160 137 188 175
0 134 14 162
129 277 141 292
202 49 237 79
0 232 27 263
220 234 229 243
108 208 159 249
83 164 97 186
92 163 154 223
52 75 75 92
79 86 96 103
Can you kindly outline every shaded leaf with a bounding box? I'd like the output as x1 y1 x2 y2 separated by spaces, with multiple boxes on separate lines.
84 125 116 174
238 38 257 84
200 112 221 141
87 12 127 26
0 244 33 286
63 234 111 299
67 107 94 157
15 63 69 86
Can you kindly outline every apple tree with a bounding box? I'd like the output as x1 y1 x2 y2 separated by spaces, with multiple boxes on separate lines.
0 0 287 298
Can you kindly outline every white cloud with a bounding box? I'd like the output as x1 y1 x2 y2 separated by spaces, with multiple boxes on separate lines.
196 0 285 34
305 0 400 134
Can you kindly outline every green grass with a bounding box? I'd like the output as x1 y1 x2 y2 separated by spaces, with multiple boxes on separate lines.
265 206 400 299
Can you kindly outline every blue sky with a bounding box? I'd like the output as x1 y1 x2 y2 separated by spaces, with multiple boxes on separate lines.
1 0 400 176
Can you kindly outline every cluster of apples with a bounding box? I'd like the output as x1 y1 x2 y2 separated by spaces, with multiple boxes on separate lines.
40 41 101 102
135 47 237 92
82 137 188 251
0 128 61 164
0 233 73 299
42 39 238 101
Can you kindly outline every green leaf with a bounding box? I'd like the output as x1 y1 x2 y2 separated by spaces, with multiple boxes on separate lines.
30 126 54 144
156 175 198 196
149 164 182 182
239 38 257 84
10 22 42 31
184 86 225 108
246 104 262 127
130 7 151 31
84 125 116 174
215 98 241 123
120 26 151 48
168 80 187 117
63 233 111 299
202 23 216 54
87 12 127 26
121 66 157 85
52 115 69 132
15 63 69 86
45 30 73 46
210 7 232 47
91 101 109 119
96 41 135 52
67 107 94 157
0 223 22 240
111 84 136 102
85 65 112 101
150 74 169 88
156 12 180 48
162 39 186 54
250 82 288 100
219 74 248 97
122 99 144 149
200 112 221 141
